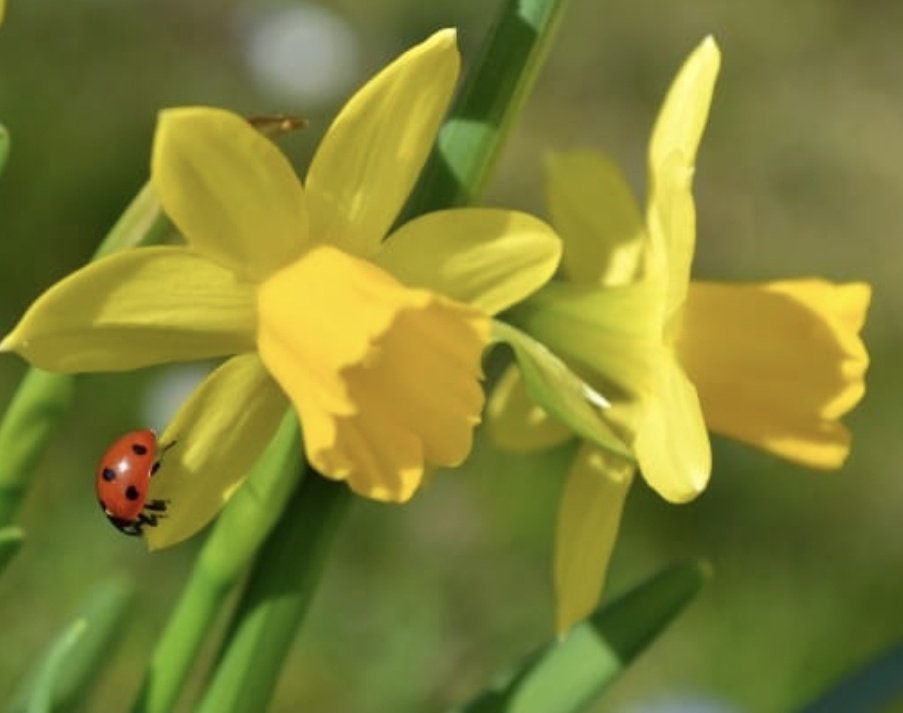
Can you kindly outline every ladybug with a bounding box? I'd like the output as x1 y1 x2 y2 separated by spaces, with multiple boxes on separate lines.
95 429 173 536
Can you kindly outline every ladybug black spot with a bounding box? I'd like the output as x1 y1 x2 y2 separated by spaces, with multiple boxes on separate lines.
102 467 116 482
125 485 141 501
132 443 148 456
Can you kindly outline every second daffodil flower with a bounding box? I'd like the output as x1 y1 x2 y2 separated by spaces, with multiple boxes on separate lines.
489 36 871 633
1 30 562 548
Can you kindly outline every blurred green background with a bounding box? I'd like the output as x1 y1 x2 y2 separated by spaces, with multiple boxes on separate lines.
1 0 901 711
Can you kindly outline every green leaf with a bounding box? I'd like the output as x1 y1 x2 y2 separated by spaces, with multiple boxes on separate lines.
799 641 903 713
491 320 631 459
0 525 24 574
0 124 9 174
403 0 569 215
453 560 709 713
23 620 88 713
8 579 134 713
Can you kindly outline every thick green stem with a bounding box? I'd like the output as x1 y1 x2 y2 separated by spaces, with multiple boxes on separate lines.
197 474 351 713
0 370 75 525
130 411 302 713
404 0 570 216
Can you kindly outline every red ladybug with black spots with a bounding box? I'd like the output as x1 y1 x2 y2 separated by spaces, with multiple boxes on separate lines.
95 429 173 536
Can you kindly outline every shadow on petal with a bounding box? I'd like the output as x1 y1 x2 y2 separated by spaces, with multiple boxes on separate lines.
678 279 871 468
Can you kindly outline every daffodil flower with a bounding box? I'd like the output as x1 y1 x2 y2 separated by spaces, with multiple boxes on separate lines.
1 30 562 548
489 36 870 632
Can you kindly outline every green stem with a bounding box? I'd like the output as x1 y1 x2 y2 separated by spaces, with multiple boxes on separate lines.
197 474 351 713
91 181 172 260
404 0 570 215
130 411 302 713
0 370 75 525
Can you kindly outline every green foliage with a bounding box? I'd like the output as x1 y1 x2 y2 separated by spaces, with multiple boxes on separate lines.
454 561 709 713
8 579 134 713
799 641 903 713
196 475 351 713
0 525 23 574
0 371 75 527
0 124 8 174
404 0 569 214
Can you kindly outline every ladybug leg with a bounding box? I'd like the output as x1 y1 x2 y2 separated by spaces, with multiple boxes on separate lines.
151 440 178 477
144 499 168 512
137 512 161 528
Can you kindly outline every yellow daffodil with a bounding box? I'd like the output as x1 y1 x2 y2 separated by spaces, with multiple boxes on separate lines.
489 36 870 632
1 29 562 548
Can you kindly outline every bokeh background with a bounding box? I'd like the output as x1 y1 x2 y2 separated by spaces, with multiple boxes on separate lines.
1 1 901 711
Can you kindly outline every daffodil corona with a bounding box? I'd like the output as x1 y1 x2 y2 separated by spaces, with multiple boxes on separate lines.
1 30 562 549
489 36 871 633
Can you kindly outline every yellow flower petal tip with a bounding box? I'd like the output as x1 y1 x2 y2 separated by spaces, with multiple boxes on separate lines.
0 332 16 353
258 245 490 503
428 27 457 48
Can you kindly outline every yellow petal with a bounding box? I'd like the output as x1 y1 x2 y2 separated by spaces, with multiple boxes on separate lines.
305 30 459 257
145 354 288 550
646 37 719 314
0 247 256 372
677 279 871 468
506 281 663 400
257 245 489 502
152 107 308 281
375 208 562 315
555 443 634 634
0 1 5 28
646 150 696 320
632 351 711 503
545 151 645 286
486 365 573 453
648 36 720 182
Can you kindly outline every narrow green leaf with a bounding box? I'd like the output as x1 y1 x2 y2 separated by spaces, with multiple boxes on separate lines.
0 124 9 174
404 0 569 215
454 560 709 713
197 475 350 713
24 620 87 713
492 320 631 459
131 411 303 713
8 579 135 713
798 641 903 713
0 525 24 574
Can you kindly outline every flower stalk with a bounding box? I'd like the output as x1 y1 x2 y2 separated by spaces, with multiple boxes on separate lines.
197 473 350 713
